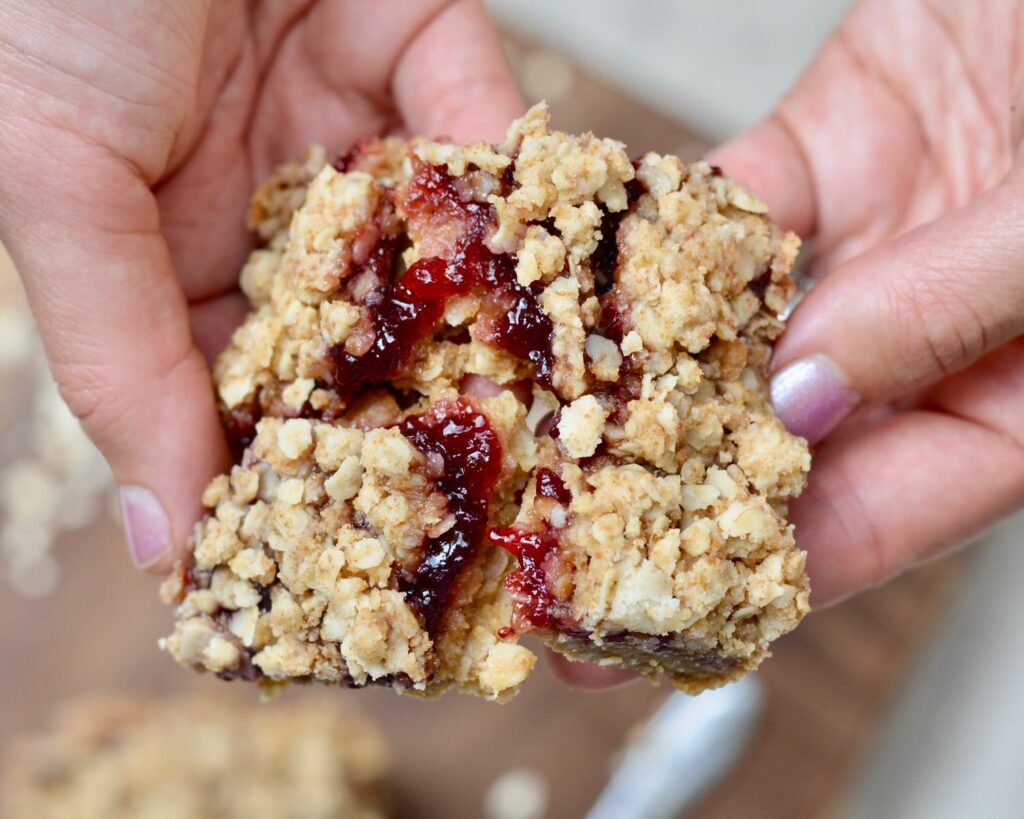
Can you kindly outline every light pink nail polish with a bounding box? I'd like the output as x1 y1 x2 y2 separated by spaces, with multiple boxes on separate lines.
770 354 859 444
118 486 171 569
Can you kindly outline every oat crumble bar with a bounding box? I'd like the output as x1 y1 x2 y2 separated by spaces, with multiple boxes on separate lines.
0 697 390 819
161 103 810 699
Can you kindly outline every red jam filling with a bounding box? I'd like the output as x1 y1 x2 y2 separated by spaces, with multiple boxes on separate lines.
329 235 445 401
327 161 555 401
489 526 562 633
749 266 774 303
331 138 373 173
398 398 503 633
590 177 644 294
535 467 570 505
224 401 262 461
317 164 655 636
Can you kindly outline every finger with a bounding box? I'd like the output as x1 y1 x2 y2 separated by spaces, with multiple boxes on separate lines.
393 0 524 143
155 141 254 303
706 114 817 237
152 14 256 304
189 290 249 363
770 178 1024 443
708 0 1004 267
793 370 1024 605
546 650 639 690
3 157 229 572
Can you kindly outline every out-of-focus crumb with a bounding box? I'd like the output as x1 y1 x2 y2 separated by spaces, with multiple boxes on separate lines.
7 552 58 599
0 696 391 819
484 767 549 819
518 50 576 103
0 297 113 598
0 306 34 370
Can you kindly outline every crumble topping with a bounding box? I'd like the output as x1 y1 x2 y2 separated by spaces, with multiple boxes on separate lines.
0 697 390 819
164 103 810 699
556 395 607 458
163 392 537 697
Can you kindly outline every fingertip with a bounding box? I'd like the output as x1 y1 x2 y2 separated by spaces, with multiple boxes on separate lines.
189 290 249 363
770 354 860 444
706 115 817 237
546 650 640 690
393 0 525 144
97 348 230 575
119 484 176 573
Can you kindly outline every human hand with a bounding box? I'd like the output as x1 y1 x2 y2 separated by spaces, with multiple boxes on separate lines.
572 0 1024 688
714 0 1024 606
0 0 522 571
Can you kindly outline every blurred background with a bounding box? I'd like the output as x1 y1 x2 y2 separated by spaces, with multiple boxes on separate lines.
3 2 1024 817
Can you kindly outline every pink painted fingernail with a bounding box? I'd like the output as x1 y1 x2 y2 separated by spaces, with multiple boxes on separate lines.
118 485 171 569
770 354 859 444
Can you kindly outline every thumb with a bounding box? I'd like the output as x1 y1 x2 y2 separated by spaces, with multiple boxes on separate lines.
393 0 524 144
706 114 818 237
3 159 229 572
768 173 1024 443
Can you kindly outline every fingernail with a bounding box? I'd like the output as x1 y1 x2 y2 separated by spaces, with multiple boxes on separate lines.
770 354 859 444
118 485 171 569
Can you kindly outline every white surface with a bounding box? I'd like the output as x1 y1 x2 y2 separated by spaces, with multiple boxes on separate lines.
586 678 763 819
487 0 852 140
840 511 1024 819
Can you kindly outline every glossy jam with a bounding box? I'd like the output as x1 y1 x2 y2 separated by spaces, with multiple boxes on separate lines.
489 526 561 632
398 399 503 632
590 211 623 296
401 160 480 223
224 402 262 461
329 237 447 401
327 161 556 398
483 278 555 388
331 138 372 172
535 467 570 505
590 178 644 294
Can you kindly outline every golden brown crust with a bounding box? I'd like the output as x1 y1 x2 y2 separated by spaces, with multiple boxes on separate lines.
163 103 810 699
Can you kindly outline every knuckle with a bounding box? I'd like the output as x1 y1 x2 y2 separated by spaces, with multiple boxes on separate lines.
51 360 136 444
813 461 889 584
424 66 515 135
884 272 989 381
50 344 201 447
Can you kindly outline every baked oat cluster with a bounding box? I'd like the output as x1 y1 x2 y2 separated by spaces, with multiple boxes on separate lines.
0 697 390 819
161 103 811 699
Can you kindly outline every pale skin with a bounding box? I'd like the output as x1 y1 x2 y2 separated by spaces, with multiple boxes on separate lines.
1 0 1022 687
0 0 522 572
